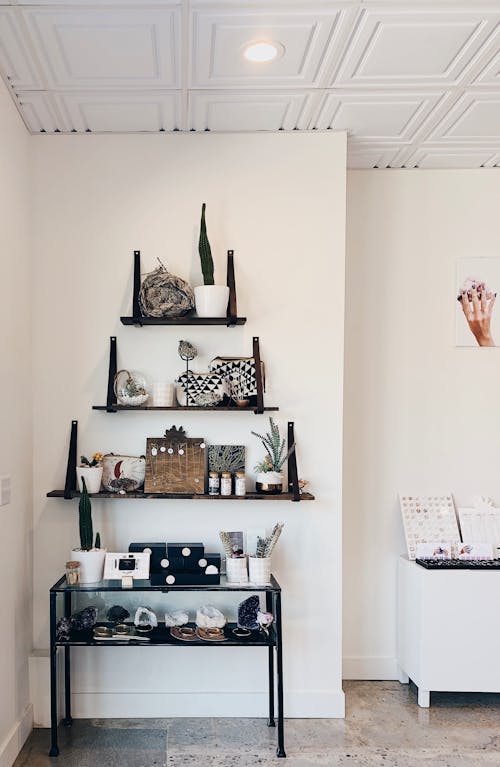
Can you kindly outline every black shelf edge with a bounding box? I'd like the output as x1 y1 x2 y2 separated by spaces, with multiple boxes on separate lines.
120 316 247 327
92 405 279 412
55 622 275 648
47 490 315 501
50 574 280 593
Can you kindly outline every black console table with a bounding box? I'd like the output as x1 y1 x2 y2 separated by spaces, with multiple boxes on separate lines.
49 574 285 757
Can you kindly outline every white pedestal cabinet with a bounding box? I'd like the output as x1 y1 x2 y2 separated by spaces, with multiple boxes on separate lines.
397 556 500 707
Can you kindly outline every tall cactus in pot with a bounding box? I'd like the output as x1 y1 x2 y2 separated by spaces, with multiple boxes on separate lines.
78 478 93 551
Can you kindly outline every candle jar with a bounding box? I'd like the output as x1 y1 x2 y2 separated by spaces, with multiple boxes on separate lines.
234 472 246 496
209 472 220 496
66 561 80 585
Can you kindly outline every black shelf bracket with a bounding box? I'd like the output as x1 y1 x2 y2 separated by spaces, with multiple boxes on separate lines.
106 336 118 412
253 336 265 414
287 422 301 502
63 421 78 500
132 250 142 324
226 250 238 326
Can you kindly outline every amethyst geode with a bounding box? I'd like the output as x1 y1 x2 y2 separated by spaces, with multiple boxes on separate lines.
55 607 98 640
237 595 260 630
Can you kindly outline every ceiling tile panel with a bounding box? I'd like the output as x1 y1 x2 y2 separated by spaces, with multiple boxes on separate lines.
21 7 180 90
0 8 43 90
16 90 64 132
347 145 400 169
189 91 310 131
335 8 499 87
312 91 443 143
405 145 498 168
473 48 500 86
428 92 500 144
54 90 181 132
192 8 347 88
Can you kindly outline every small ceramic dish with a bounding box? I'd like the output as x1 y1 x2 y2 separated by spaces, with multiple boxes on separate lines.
114 623 130 635
136 624 153 634
93 626 112 639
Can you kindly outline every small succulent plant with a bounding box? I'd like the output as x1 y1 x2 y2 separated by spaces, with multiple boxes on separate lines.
251 418 286 473
198 203 214 285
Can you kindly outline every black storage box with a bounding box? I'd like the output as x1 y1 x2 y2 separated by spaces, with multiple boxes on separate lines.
151 571 220 586
167 542 204 567
129 542 166 572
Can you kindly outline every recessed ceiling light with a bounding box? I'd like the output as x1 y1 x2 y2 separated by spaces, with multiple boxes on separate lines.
243 41 283 63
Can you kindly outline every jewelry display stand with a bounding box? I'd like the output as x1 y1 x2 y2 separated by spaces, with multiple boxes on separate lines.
49 575 286 758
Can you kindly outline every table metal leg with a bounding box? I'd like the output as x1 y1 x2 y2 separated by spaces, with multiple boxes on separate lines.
266 592 275 727
275 590 286 758
49 591 59 757
62 592 73 727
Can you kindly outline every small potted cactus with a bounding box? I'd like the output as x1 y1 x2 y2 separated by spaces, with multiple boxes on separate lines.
194 203 230 318
70 479 105 583
76 452 103 494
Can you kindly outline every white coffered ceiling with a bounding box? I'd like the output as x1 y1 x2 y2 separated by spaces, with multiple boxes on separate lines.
0 1 499 168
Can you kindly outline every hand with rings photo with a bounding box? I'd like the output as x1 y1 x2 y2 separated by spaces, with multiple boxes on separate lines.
457 277 497 347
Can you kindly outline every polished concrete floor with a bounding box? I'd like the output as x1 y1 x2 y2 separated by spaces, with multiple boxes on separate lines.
14 681 500 766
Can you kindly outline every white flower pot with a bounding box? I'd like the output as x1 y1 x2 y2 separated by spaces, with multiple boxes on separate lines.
76 466 103 494
194 285 230 318
70 548 106 584
248 556 272 585
255 471 284 495
226 557 248 584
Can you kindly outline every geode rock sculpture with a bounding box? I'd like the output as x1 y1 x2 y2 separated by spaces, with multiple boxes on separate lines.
164 610 189 627
72 607 98 631
107 605 130 624
134 607 158 628
237 595 260 630
196 605 226 629
139 261 195 318
56 606 98 640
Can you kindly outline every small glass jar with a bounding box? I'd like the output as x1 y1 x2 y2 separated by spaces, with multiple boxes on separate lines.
209 472 220 496
66 561 80 585
235 472 246 496
220 472 232 496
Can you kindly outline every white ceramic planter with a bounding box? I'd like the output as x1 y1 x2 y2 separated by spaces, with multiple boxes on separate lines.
255 471 284 495
194 285 230 318
76 466 103 494
248 556 272 585
70 548 106 584
226 557 248 584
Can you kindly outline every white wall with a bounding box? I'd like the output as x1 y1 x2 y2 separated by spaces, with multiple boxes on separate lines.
0 81 33 764
31 132 346 719
343 169 500 680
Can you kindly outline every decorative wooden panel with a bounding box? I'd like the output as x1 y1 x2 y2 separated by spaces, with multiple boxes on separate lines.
145 427 206 494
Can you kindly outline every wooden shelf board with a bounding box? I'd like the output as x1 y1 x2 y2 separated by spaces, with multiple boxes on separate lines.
92 405 279 412
47 490 314 501
120 316 246 326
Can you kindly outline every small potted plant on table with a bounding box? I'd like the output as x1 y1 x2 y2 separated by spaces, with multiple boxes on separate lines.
70 479 105 583
194 203 229 318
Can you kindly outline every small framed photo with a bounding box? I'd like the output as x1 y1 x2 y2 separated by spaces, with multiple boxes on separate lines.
104 552 150 580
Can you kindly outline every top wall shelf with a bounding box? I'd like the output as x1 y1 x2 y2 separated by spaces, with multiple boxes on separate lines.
120 250 246 327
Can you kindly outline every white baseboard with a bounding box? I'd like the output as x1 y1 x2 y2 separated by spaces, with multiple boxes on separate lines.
0 704 33 767
72 689 345 719
342 656 398 680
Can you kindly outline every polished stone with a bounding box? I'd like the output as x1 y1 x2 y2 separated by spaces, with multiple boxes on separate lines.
13 681 500 766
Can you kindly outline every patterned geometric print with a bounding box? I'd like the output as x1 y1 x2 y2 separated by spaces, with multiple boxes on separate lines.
209 357 257 398
399 494 460 560
208 445 245 473
175 371 226 406
145 436 206 494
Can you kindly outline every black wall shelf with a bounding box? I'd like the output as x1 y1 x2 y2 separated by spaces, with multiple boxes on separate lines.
120 250 246 327
47 490 315 501
93 405 279 413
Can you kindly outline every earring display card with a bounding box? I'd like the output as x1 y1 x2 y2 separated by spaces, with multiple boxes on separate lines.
457 507 500 548
144 435 206 494
399 494 460 560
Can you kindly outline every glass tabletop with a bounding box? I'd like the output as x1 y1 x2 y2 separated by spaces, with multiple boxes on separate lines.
51 573 281 593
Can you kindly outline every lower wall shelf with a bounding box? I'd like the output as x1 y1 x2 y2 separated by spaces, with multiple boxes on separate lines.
47 490 314 501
